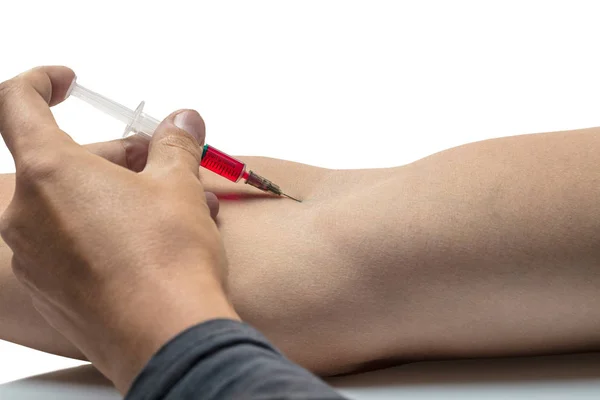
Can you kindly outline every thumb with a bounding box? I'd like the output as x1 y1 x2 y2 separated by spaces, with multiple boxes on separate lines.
144 109 206 178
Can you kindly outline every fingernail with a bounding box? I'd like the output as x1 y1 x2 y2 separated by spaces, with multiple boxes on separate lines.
173 110 205 144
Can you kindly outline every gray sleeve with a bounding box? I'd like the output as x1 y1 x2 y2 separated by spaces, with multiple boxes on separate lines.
125 319 346 400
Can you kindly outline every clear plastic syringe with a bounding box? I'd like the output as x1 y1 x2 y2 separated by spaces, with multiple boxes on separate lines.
67 81 301 202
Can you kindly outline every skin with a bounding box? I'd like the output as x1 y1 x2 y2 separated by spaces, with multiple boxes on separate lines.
191 134 600 374
0 67 239 393
3 67 600 381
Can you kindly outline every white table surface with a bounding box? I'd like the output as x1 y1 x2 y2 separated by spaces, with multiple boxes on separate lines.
1 345 600 399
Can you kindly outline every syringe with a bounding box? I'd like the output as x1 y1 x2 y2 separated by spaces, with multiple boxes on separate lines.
67 81 301 202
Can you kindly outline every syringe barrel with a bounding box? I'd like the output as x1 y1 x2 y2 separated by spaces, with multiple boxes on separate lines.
200 145 247 182
69 83 134 125
68 82 252 184
129 112 160 138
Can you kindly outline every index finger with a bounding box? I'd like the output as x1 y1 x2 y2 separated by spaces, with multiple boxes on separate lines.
0 66 76 161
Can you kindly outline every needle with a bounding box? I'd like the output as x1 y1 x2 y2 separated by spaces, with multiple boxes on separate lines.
281 192 302 202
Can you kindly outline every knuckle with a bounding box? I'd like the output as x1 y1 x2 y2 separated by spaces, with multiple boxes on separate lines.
0 79 23 108
10 256 29 286
0 212 12 239
16 150 64 181
158 133 202 160
0 206 23 250
22 69 52 102
0 69 52 109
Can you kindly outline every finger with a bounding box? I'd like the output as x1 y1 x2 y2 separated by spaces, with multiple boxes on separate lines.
83 137 219 216
143 109 206 178
0 66 76 160
205 191 220 220
84 134 150 172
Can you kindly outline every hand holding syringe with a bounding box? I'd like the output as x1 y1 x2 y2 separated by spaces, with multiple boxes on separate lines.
67 81 301 202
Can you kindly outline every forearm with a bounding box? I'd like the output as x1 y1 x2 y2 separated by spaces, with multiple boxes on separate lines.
2 127 600 377
203 127 600 374
386 126 600 358
309 126 600 365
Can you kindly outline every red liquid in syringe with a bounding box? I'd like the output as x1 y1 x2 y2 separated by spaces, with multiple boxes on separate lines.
200 144 249 182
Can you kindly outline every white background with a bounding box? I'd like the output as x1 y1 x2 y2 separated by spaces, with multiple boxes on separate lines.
2 0 600 398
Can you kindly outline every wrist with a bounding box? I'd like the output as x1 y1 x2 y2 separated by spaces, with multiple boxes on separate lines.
90 278 239 393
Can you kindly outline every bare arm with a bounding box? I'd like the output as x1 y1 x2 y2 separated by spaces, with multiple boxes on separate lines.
207 126 600 374
2 127 600 375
